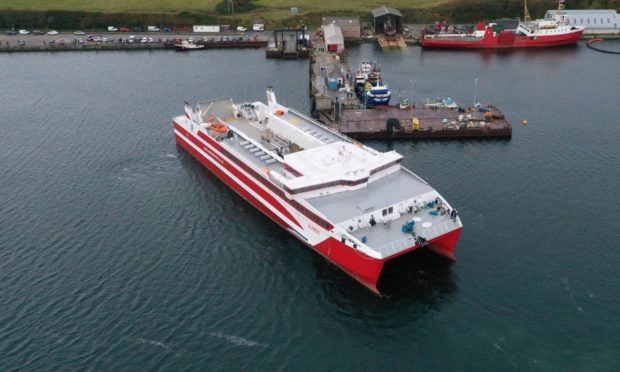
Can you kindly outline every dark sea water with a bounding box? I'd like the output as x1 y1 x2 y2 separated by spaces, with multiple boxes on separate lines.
1 42 620 370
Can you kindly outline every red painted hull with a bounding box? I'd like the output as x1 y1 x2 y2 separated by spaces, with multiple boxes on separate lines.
422 28 583 49
174 120 462 294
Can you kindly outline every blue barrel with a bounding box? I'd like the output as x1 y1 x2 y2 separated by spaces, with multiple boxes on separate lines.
328 78 339 90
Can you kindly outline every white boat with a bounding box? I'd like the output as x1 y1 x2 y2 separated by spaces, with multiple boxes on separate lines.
173 88 463 293
174 40 205 51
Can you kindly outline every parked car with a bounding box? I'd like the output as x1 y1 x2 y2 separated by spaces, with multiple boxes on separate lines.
19 29 30 35
132 27 142 32
6 30 16 35
147 26 160 32
47 30 59 35
108 26 118 32
74 30 85 35
32 30 44 35
237 26 247 32
120 27 130 33
163 27 172 33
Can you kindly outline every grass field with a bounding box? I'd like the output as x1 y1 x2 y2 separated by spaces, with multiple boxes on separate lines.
0 0 447 18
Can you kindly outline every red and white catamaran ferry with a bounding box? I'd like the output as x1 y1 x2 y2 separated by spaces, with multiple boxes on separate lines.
173 88 463 294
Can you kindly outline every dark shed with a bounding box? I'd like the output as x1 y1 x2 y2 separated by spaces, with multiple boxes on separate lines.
371 6 403 34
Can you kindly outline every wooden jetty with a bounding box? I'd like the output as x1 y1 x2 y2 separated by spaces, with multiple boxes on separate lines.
377 35 408 51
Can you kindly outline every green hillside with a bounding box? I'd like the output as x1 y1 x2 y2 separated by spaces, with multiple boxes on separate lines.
0 0 618 30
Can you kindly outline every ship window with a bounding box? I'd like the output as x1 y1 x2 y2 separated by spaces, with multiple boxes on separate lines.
382 208 387 216
587 18 590 24
608 18 610 24
388 206 393 214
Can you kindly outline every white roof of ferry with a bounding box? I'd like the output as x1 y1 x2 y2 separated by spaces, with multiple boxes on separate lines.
283 141 402 189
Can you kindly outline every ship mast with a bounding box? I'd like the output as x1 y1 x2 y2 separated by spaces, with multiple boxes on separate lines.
557 0 565 15
524 0 531 23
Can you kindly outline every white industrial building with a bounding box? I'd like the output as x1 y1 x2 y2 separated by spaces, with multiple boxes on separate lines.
545 9 618 34
323 23 345 53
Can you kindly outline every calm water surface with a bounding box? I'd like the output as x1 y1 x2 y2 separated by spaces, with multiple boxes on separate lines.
1 42 620 370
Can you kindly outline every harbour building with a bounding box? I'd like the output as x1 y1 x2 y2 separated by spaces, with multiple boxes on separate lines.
544 9 619 35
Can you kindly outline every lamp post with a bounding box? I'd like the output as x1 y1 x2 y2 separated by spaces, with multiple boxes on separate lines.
474 78 479 107
409 79 416 118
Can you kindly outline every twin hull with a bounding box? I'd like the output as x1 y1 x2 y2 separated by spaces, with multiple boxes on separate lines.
173 118 461 294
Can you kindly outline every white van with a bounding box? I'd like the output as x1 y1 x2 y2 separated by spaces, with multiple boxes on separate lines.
108 26 118 32
147 26 160 32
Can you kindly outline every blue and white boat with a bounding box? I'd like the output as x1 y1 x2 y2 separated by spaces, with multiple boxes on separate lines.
364 80 391 106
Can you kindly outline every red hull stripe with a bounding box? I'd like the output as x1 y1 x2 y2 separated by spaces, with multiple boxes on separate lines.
175 133 290 229
175 121 333 230
174 122 302 229
195 129 332 230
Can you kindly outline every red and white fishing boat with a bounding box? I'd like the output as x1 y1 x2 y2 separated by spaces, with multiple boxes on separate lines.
174 40 204 51
173 88 463 294
422 0 585 49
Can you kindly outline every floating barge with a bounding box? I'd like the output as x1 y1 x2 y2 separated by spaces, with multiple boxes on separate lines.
316 106 512 140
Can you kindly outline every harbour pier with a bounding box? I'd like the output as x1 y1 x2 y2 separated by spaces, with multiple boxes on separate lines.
309 38 359 113
308 26 512 140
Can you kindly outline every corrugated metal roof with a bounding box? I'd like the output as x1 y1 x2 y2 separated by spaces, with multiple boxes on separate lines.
546 9 618 15
323 23 344 44
371 6 403 18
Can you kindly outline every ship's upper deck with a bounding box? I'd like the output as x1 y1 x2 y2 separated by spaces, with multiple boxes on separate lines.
283 141 402 191
196 94 401 194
